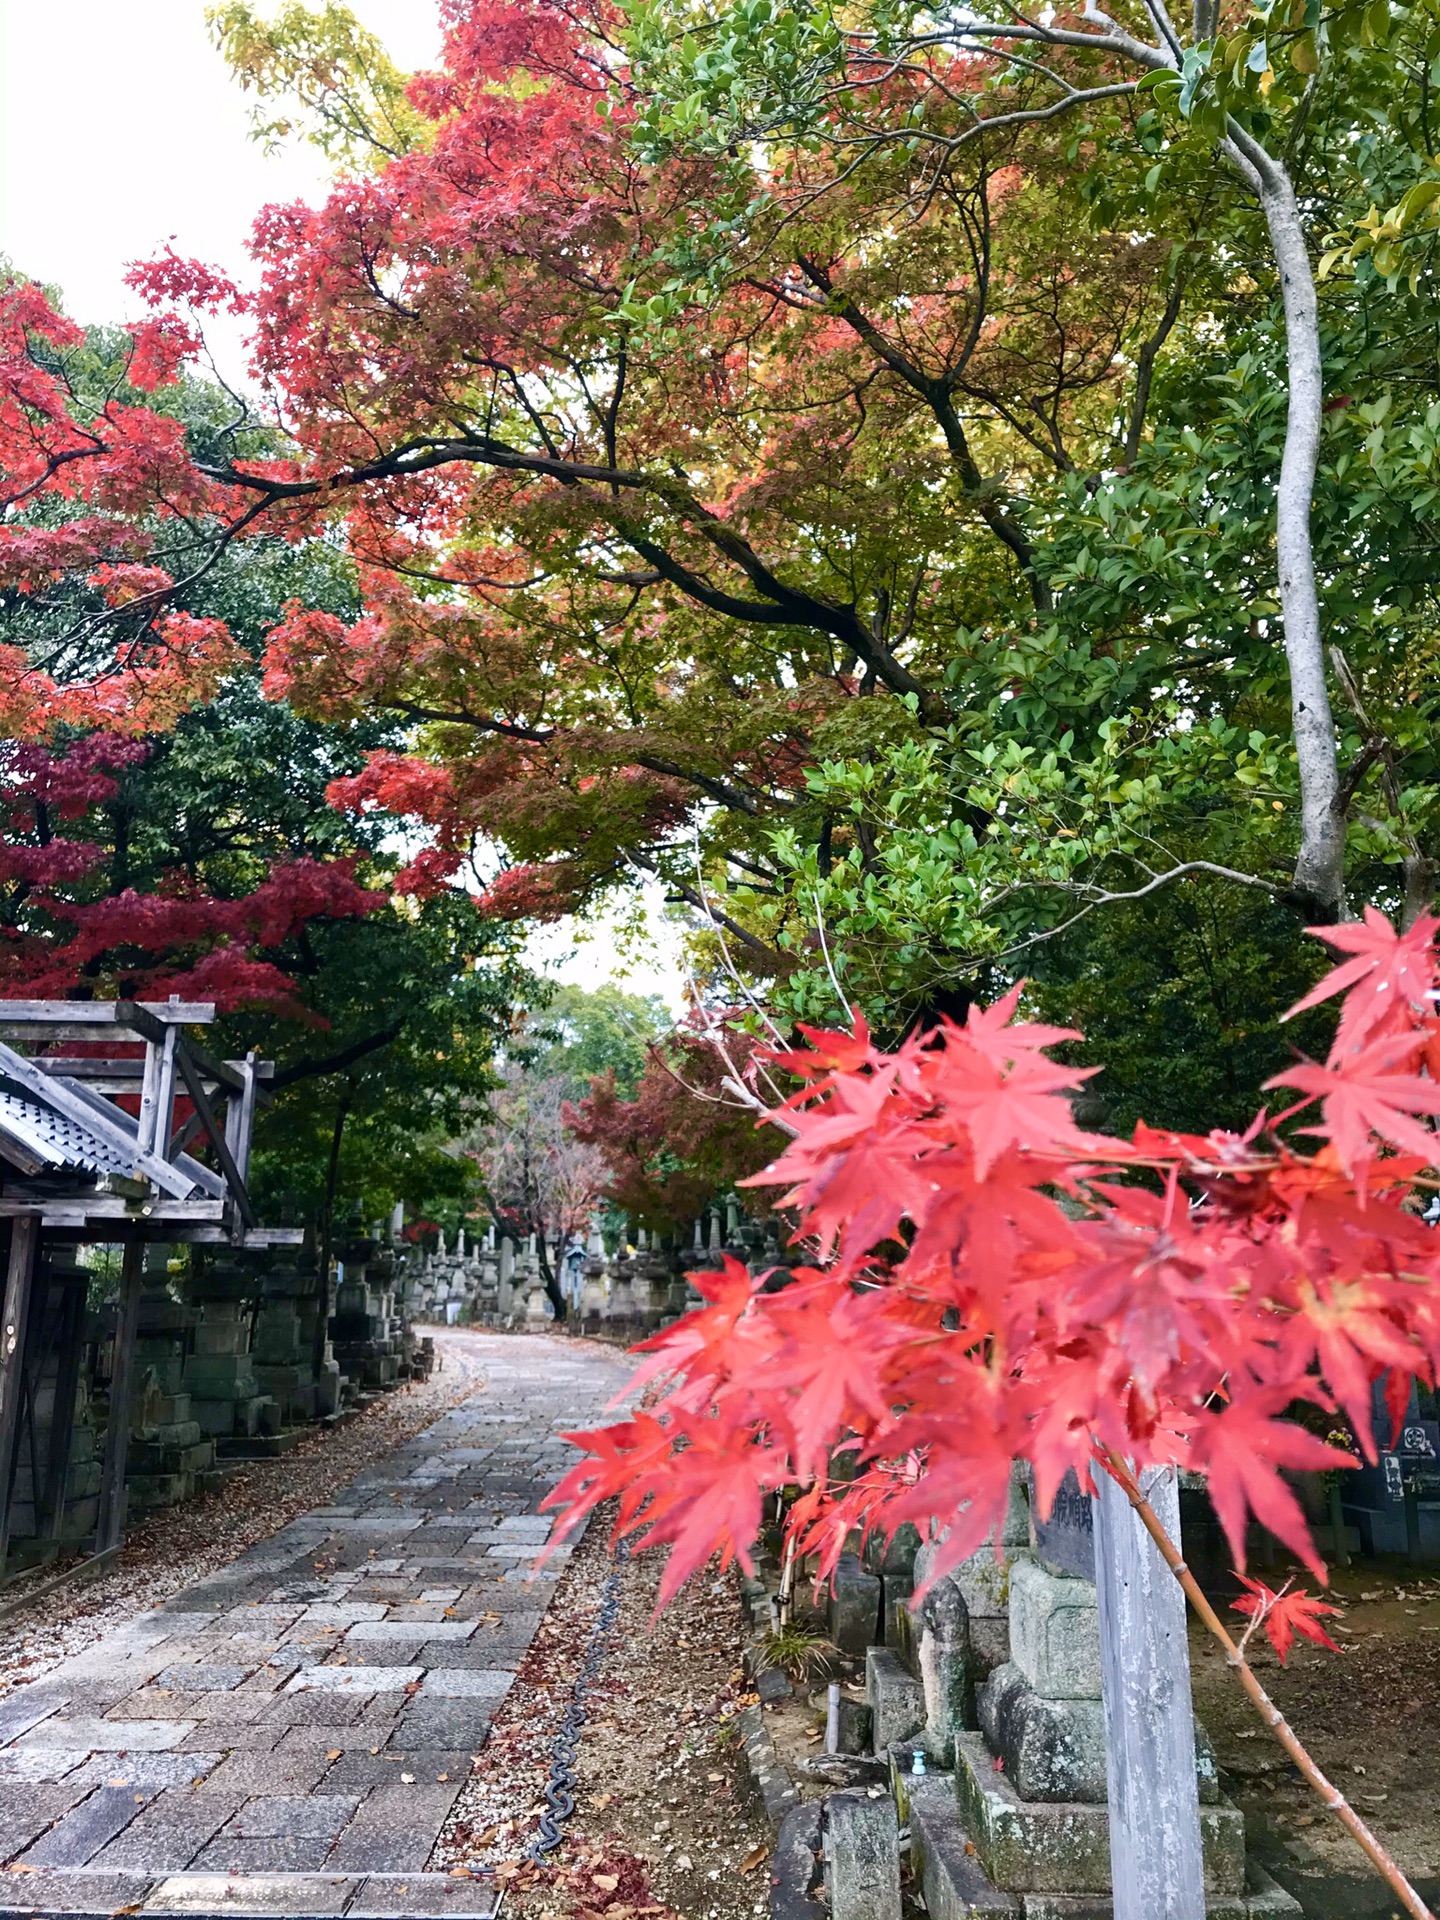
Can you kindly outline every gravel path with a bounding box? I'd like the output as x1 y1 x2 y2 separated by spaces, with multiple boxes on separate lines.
0 1329 634 1919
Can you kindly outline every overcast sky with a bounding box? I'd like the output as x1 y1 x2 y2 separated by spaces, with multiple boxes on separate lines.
0 0 686 1009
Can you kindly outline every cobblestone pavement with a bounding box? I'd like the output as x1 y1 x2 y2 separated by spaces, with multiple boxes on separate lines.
0 1332 634 1919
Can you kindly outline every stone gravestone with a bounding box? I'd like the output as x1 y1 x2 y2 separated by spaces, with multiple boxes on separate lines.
1034 1465 1096 1579
1092 1463 1206 1920
825 1788 901 1920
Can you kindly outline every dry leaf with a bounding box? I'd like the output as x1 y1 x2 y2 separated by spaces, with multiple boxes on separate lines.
327 1749 342 1761
449 1867 473 1880
436 1772 449 1782
591 1793 613 1809
740 1845 769 1873
592 1874 619 1892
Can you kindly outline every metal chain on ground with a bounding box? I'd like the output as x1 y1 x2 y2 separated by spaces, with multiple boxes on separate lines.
526 1538 632 1858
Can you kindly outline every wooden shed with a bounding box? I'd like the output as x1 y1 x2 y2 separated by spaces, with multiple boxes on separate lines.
0 998 299 1580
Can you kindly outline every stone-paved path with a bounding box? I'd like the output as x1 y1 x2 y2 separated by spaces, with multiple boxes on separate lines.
0 1333 634 1919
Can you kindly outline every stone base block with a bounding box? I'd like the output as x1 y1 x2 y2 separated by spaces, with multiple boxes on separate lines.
253 1364 305 1396
1008 1560 1100 1701
908 1777 1018 1917
865 1647 925 1753
979 1665 1106 1804
1017 1860 1300 1917
826 1786 900 1920
184 1356 259 1400
953 1733 1245 1896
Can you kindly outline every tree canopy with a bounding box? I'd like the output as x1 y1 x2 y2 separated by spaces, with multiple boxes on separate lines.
7 0 1440 1129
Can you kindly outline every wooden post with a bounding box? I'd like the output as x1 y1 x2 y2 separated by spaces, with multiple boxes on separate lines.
40 1275 86 1540
95 1241 144 1553
0 1216 39 1572
1092 1464 1206 1920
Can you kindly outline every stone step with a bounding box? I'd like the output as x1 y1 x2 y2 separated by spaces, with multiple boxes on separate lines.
953 1731 1246 1898
907 1774 1301 1919
216 1430 303 1460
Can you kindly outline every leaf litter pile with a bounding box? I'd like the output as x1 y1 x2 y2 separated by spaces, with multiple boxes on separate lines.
0 1331 488 1699
434 1508 771 1920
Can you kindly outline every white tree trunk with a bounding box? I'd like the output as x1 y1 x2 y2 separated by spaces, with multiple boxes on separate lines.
1251 158 1346 916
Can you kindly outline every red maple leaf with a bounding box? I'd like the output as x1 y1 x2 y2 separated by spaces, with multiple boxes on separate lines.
1268 1034 1440 1171
1233 1578 1342 1664
1286 906 1440 1051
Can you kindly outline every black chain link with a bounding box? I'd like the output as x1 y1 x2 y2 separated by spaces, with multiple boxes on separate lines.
526 1539 631 1858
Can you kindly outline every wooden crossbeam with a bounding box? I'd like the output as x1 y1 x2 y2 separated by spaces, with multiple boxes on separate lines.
0 1000 214 1032
0 1195 225 1223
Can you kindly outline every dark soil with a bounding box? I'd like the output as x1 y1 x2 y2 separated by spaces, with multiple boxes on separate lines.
1192 1556 1440 1915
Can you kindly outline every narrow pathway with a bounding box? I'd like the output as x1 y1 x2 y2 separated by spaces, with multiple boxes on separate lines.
0 1333 634 1919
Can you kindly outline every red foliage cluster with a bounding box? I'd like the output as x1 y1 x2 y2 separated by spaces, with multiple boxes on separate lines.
546 914 1440 1613
0 735 384 1013
565 1014 778 1229
1 854 382 1013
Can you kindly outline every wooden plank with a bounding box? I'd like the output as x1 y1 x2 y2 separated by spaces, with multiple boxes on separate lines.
0 1000 213 1028
95 1242 143 1552
137 1025 173 1157
1092 1464 1206 1920
225 1055 259 1184
0 1128 46 1176
0 1196 224 1223
0 1217 39 1573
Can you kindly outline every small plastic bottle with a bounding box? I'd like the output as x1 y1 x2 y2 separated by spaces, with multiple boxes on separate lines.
912 1750 927 1777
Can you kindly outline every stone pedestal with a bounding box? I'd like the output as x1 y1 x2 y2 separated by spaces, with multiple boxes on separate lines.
127 1252 218 1515
184 1256 274 1442
330 1240 404 1392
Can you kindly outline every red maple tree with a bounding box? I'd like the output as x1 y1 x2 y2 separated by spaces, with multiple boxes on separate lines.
0 732 382 1012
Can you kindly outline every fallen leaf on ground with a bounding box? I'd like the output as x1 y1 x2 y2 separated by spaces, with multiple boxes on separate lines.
739 1845 769 1873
